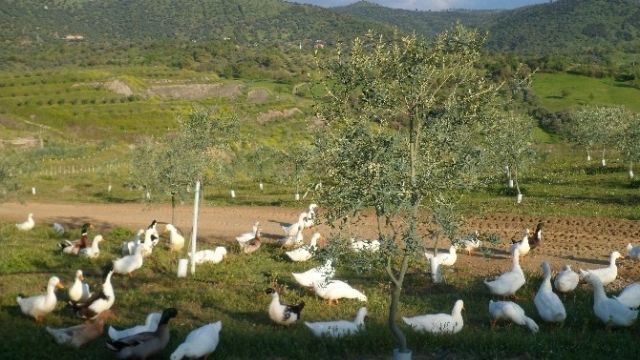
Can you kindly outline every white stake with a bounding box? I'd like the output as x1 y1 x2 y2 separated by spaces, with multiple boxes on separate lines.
191 180 201 275
295 193 300 201
31 187 36 195
230 189 236 198
517 193 523 204
601 159 606 167
108 184 112 193
259 182 264 191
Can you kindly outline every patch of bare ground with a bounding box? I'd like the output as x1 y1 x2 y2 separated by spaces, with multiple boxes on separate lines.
247 88 270 103
256 107 303 124
1 202 639 284
145 83 244 100
72 80 133 96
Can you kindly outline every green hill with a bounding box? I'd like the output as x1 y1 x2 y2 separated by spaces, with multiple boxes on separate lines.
0 0 385 44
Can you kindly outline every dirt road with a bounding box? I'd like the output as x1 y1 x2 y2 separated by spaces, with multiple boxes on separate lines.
2 202 639 286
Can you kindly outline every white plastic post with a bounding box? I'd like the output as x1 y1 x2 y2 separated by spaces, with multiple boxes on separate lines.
630 170 635 179
517 193 523 204
108 184 112 193
601 159 606 167
191 180 201 275
295 193 300 201
230 189 236 198
259 182 264 191
31 187 36 195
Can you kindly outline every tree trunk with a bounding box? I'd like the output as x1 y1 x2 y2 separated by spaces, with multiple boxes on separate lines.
171 193 176 224
514 165 521 196
587 149 591 161
630 162 635 179
386 253 410 354
601 148 606 167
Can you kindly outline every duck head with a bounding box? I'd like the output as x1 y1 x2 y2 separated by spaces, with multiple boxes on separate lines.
159 308 178 324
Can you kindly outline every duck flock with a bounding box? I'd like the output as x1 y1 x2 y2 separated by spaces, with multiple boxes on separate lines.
11 207 640 358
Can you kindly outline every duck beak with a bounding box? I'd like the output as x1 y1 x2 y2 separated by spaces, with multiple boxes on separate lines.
56 282 65 289
79 275 85 281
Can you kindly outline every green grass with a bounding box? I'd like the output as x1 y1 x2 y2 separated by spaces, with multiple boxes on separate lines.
531 73 640 112
1 223 638 359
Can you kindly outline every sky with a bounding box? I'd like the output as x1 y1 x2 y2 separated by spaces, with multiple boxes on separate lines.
287 0 549 11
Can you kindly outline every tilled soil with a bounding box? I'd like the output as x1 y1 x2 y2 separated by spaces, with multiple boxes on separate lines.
2 202 639 289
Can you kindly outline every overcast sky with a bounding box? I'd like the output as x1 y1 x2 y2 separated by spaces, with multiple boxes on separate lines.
288 0 548 11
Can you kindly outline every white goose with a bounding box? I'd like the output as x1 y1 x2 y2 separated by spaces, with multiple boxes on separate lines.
236 222 260 247
614 283 640 309
313 279 367 304
108 312 162 341
282 212 307 237
72 270 115 319
68 270 91 304
79 235 104 259
52 222 65 235
280 214 306 248
425 245 457 266
488 300 539 333
579 251 623 286
171 322 222 360
17 276 64 322
534 261 566 323
165 224 185 252
303 204 318 228
292 259 335 287
350 238 380 252
113 244 144 276
286 232 320 262
305 307 367 338
484 247 525 297
554 265 579 293
510 229 530 258
122 229 145 256
16 213 35 231
458 231 481 255
189 247 227 265
626 243 640 260
403 300 464 334
583 273 638 327
266 288 305 326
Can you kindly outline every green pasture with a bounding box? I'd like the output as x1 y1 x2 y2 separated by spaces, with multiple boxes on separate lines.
0 223 638 359
531 73 640 112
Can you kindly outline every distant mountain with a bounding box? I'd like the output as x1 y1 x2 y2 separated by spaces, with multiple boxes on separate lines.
334 0 640 57
0 0 386 44
334 1 499 37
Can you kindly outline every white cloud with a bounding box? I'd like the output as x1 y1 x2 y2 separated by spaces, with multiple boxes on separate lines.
287 0 548 10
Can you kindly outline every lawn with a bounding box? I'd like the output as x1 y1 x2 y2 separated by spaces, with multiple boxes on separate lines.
0 223 638 359
531 73 640 112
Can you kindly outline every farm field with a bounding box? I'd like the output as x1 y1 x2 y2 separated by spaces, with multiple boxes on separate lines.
1 202 640 359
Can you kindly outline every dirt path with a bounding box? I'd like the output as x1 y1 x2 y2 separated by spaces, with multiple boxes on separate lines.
2 202 639 287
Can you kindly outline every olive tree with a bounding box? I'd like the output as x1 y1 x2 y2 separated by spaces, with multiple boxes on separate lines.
313 27 504 357
131 108 238 223
618 112 640 179
572 106 626 166
493 111 536 203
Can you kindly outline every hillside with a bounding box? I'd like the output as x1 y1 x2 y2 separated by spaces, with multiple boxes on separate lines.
334 0 640 61
0 0 385 45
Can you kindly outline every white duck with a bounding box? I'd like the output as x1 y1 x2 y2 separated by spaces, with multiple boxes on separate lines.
534 261 566 323
266 288 305 326
79 235 104 259
484 248 525 297
350 238 381 252
458 231 481 255
170 321 222 360
282 212 307 237
425 245 457 266
402 300 464 334
583 273 638 327
122 229 145 256
16 213 35 231
488 300 539 333
236 221 260 248
189 247 227 265
579 251 623 286
165 224 185 252
510 229 530 258
313 279 367 304
286 232 320 262
113 244 144 276
614 283 640 309
626 243 640 260
303 204 318 228
108 312 162 341
305 307 367 338
554 265 579 293
72 270 115 319
140 233 159 258
68 270 91 304
17 276 64 322
292 259 335 287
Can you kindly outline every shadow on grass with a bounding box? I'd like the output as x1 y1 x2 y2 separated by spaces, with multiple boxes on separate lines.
559 255 609 265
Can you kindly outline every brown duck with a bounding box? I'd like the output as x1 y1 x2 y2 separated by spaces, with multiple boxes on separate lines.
106 307 177 359
529 222 544 251
46 310 115 348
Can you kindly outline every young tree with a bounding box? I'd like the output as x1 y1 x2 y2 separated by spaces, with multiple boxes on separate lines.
131 108 238 223
572 106 626 166
313 27 504 358
619 112 640 179
493 111 537 203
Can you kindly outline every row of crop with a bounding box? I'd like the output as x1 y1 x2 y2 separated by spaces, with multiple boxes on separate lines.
11 96 139 107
